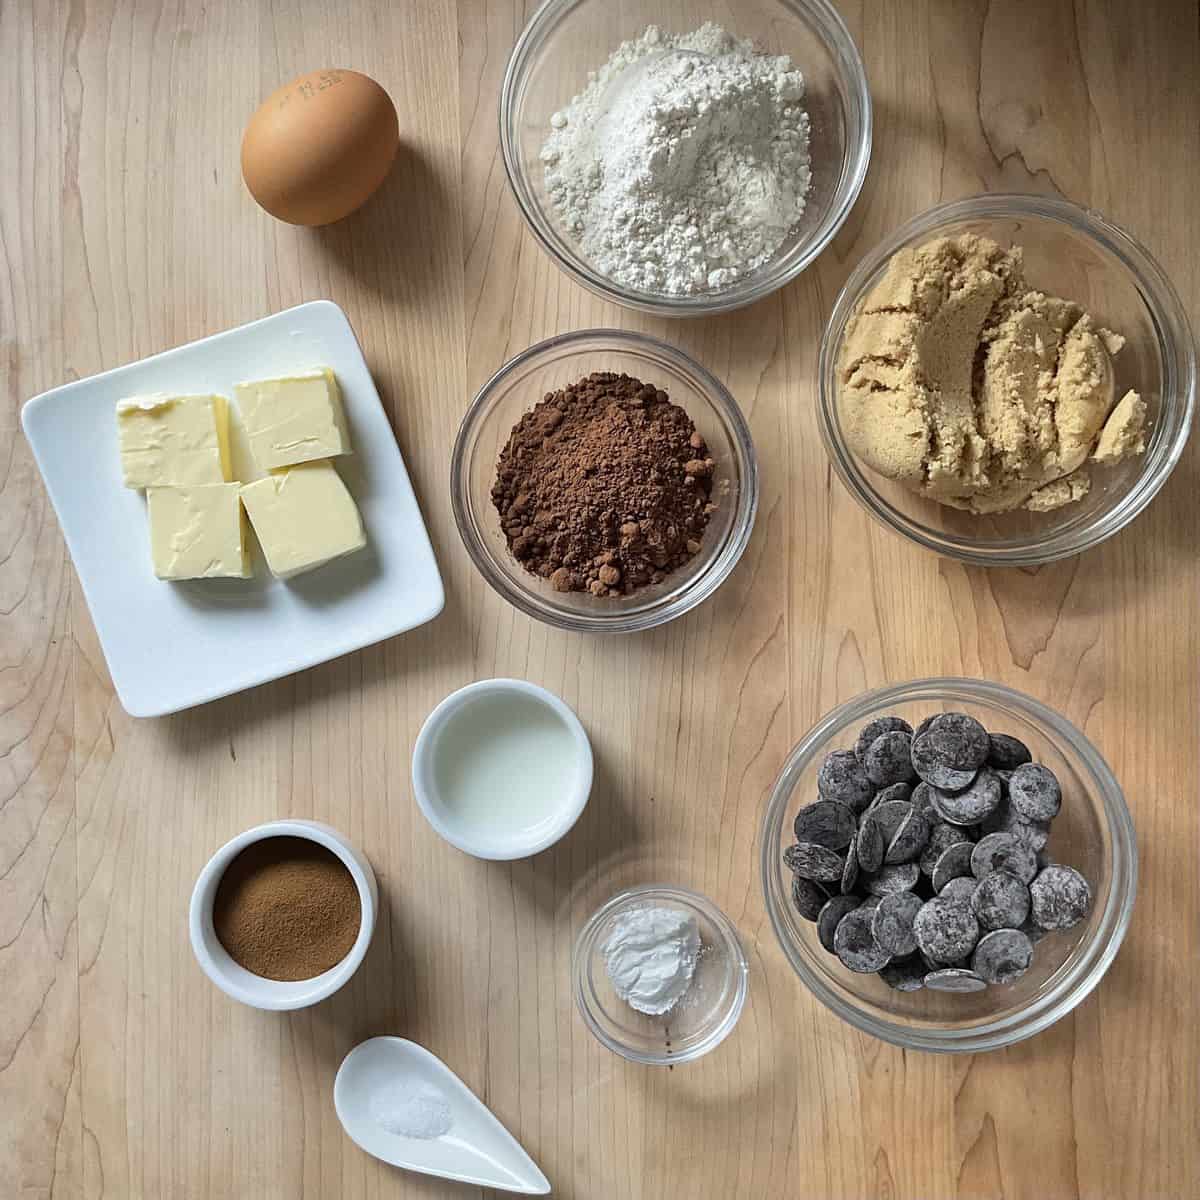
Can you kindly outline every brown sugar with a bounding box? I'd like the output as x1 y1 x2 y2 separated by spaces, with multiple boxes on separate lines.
836 233 1145 513
212 836 361 982
491 372 716 596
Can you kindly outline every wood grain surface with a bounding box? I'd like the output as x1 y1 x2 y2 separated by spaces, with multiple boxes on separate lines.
3 1 1197 1197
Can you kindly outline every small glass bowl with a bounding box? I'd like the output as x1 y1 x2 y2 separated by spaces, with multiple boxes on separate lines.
500 0 872 316
573 885 749 1065
818 194 1196 565
451 329 758 633
760 678 1137 1053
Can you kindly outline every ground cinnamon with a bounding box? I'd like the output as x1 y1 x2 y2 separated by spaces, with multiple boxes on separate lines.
491 372 715 596
212 836 361 982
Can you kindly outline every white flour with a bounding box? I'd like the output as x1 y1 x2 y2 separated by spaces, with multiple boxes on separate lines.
602 905 700 1016
540 23 812 296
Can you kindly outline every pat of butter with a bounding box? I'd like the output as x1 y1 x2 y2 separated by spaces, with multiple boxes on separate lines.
234 369 351 472
146 484 251 580
116 394 232 488
239 460 366 579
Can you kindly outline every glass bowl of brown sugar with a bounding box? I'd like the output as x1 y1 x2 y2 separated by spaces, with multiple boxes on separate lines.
451 329 758 633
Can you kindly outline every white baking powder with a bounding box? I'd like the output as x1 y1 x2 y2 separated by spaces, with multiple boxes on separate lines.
540 23 812 296
602 905 701 1016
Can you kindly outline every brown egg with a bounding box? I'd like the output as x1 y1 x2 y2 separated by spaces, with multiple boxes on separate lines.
241 68 399 226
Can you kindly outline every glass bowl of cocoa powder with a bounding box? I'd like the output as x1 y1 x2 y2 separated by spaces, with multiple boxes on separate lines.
452 330 758 632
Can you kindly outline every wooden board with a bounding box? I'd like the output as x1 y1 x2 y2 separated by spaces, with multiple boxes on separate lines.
2 0 1196 1196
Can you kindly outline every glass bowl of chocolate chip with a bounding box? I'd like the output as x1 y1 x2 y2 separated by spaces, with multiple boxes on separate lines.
451 329 758 632
760 678 1137 1053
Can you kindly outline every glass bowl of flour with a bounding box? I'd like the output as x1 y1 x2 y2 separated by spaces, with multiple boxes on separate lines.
573 885 749 1064
500 0 871 315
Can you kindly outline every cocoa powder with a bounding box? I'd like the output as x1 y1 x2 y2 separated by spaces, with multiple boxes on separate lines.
491 372 715 596
212 836 361 982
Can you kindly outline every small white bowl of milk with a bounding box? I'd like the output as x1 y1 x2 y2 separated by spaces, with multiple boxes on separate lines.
412 678 593 860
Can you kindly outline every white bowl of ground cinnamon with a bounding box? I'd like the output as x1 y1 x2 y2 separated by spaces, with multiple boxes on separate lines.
189 819 378 1010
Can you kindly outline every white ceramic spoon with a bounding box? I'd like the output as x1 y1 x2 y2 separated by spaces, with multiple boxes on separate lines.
334 1037 550 1195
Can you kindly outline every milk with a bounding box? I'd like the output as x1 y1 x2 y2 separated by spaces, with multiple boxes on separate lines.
431 691 580 838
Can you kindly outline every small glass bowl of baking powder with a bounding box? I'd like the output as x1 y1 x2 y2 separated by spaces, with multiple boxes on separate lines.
818 194 1196 565
451 329 758 633
573 884 749 1065
500 0 871 316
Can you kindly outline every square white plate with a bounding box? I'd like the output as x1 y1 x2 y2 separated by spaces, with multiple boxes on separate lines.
23 300 444 717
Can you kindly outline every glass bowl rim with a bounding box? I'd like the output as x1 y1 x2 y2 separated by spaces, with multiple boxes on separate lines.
572 882 750 1065
759 676 1138 1053
817 192 1197 566
498 0 874 317
450 327 760 633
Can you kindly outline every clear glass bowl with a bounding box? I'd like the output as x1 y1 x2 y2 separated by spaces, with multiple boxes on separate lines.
760 678 1137 1053
500 0 872 316
573 885 749 1065
818 194 1196 565
451 329 758 632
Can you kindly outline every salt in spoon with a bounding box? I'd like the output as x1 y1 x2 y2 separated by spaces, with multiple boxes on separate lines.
334 1036 550 1194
